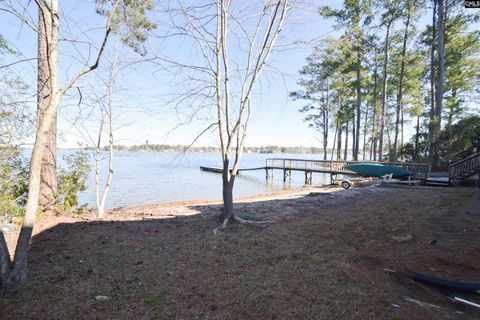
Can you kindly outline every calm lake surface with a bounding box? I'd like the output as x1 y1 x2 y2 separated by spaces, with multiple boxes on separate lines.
56 151 332 209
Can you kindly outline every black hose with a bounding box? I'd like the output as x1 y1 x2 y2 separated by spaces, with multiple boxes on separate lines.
413 272 480 293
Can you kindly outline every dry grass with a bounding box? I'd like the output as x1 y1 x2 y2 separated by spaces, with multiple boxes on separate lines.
1 185 480 319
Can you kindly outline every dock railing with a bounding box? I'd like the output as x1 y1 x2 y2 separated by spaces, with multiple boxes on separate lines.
266 158 429 178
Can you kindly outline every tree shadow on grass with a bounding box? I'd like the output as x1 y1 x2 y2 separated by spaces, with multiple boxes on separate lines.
1 186 479 320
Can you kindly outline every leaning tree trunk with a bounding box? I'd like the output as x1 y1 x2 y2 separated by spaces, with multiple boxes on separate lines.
37 0 59 210
9 0 60 283
11 91 60 283
378 20 392 162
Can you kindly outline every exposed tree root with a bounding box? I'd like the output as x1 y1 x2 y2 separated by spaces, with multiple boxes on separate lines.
213 215 275 234
233 216 275 224
213 217 230 235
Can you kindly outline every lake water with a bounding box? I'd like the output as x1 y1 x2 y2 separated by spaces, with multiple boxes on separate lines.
55 151 332 209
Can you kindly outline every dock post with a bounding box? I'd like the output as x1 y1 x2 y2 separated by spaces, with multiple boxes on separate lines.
305 171 312 185
283 169 291 182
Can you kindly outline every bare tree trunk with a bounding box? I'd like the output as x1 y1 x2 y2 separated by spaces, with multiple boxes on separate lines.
214 0 288 227
221 159 235 225
37 0 58 210
393 8 411 161
378 20 392 162
96 50 118 219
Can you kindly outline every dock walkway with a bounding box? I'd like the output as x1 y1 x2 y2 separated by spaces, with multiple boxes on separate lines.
201 158 429 185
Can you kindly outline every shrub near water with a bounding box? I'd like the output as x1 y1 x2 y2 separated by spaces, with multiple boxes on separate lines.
57 151 91 211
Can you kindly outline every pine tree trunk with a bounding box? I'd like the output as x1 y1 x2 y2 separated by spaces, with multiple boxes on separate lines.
371 52 378 161
447 88 456 129
378 20 392 162
393 9 411 161
337 95 343 160
344 122 349 160
352 111 356 161
337 125 342 161
355 50 361 161
414 115 420 159
324 81 329 161
428 0 437 168
432 0 445 166
363 102 369 161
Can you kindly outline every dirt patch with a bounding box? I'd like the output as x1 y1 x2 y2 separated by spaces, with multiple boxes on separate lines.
1 186 480 319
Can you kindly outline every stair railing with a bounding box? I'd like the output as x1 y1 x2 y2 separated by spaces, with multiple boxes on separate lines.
448 152 480 181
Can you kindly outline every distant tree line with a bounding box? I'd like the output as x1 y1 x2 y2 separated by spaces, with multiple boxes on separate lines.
95 144 329 154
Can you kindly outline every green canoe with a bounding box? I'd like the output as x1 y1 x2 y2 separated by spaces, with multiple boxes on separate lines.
344 163 414 178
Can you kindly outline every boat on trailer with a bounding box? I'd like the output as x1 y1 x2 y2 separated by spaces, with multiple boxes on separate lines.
344 163 414 178
335 163 415 189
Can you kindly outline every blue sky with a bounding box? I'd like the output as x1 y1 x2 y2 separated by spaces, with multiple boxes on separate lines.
1 0 452 149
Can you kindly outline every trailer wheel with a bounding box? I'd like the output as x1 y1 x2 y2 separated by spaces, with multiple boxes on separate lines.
341 180 352 189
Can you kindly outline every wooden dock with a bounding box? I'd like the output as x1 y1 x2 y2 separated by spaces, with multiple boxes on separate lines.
201 158 429 186
199 166 266 173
